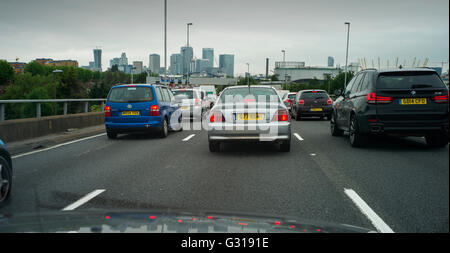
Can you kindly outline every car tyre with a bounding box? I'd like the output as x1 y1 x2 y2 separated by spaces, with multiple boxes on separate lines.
0 156 12 207
349 115 367 147
330 113 344 137
209 141 220 152
159 118 169 138
425 132 448 148
279 140 291 152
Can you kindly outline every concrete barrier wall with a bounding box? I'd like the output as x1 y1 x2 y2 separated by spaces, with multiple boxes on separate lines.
0 112 105 143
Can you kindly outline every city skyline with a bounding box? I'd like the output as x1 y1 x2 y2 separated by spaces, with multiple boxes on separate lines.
0 0 448 75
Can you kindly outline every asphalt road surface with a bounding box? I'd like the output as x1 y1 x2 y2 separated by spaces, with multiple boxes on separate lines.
2 118 448 233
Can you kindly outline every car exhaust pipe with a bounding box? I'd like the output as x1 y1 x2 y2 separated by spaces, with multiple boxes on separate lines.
371 126 383 133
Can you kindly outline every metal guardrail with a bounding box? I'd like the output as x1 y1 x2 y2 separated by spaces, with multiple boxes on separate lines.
0 99 106 122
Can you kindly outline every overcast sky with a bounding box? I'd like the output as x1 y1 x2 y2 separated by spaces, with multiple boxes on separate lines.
0 0 448 75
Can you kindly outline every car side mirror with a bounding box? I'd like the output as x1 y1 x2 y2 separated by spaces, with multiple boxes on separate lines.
334 89 342 96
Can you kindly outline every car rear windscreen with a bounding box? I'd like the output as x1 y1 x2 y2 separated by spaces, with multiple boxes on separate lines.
219 87 279 103
108 87 154 103
288 94 296 100
300 91 329 99
377 72 446 89
173 90 195 99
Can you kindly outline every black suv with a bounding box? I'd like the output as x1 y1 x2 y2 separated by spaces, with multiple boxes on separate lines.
331 68 449 147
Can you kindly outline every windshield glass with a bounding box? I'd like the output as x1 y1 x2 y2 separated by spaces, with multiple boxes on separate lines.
172 90 195 99
377 72 446 89
0 0 449 240
218 87 280 103
300 91 329 99
108 87 154 103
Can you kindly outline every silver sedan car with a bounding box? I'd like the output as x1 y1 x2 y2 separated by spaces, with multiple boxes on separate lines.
207 86 291 152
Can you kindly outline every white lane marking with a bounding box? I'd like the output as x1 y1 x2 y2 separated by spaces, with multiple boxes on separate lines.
12 133 107 159
344 188 394 233
182 134 196 142
294 133 304 141
310 153 316 156
62 189 105 211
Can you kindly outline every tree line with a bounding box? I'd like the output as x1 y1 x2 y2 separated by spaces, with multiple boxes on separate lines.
0 60 148 119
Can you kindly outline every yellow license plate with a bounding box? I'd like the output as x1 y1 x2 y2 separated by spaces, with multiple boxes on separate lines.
236 113 262 121
400 98 427 105
181 106 189 110
310 108 323 112
122 111 140 116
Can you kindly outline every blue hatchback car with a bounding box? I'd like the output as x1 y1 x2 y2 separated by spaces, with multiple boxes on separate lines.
105 84 183 139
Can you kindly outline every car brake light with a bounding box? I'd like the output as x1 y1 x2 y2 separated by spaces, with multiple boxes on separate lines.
366 92 392 104
327 99 332 105
431 91 449 103
195 98 200 106
285 99 291 104
210 111 225 122
150 105 160 116
299 99 305 105
105 106 111 117
272 109 289 122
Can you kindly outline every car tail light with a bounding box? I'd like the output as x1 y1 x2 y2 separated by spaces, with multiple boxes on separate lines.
431 91 449 103
298 99 305 105
105 106 111 117
366 92 392 104
284 99 291 104
327 99 332 105
195 98 200 106
272 109 289 122
150 105 160 116
210 111 225 122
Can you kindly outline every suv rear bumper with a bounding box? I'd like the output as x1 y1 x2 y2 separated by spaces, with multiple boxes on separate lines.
357 114 449 136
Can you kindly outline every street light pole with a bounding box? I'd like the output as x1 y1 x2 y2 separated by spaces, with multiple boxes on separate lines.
52 69 63 115
344 22 350 89
247 63 250 92
164 0 167 86
282 50 286 88
186 22 193 86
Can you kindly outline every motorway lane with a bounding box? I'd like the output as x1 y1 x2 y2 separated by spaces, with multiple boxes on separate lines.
2 121 375 231
291 117 449 233
1 118 448 232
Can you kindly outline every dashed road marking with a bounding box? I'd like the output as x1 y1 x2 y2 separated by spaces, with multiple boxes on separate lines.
62 189 106 211
294 133 304 141
182 134 196 142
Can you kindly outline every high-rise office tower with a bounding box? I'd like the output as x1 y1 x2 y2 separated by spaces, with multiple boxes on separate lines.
202 48 214 69
170 54 182 75
93 49 102 71
149 54 160 74
328 56 335 67
180 47 193 75
219 54 234 77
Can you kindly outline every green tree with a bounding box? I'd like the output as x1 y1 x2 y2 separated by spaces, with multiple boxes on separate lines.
237 77 259 86
24 61 46 76
0 60 14 85
111 65 119 72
